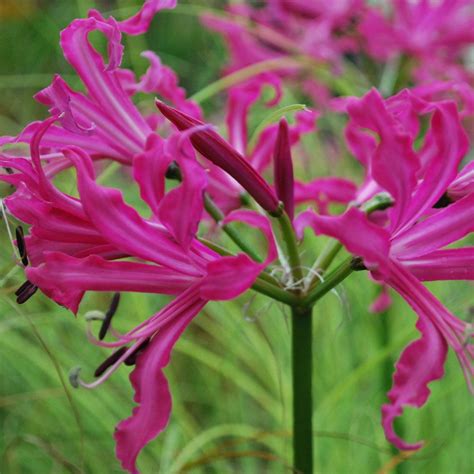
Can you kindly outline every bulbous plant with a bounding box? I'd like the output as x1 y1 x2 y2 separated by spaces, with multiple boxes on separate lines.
1 1 473 473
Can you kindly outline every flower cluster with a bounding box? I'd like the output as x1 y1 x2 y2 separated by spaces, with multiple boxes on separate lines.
0 1 473 473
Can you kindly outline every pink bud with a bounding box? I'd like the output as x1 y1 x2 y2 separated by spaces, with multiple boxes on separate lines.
156 100 281 216
273 118 295 220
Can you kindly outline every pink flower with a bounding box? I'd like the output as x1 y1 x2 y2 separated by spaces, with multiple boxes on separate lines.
359 0 474 80
3 116 278 473
296 88 473 450
1 5 198 172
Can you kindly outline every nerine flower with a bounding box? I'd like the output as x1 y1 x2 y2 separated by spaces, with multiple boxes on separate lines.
296 88 473 450
3 117 278 473
1 0 196 174
359 0 474 82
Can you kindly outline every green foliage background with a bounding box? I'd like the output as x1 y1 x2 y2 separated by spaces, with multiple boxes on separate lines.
0 1 473 473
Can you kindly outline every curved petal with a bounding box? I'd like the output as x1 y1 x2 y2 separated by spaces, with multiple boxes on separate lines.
158 157 207 249
60 17 150 144
392 193 474 259
132 134 171 216
400 102 469 232
115 288 205 474
346 89 419 230
223 209 278 265
64 147 201 275
382 317 447 450
27 252 194 312
90 0 177 36
295 207 391 274
401 248 474 281
201 254 261 300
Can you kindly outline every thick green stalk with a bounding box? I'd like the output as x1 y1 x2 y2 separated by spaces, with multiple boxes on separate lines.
292 305 313 474
252 279 300 307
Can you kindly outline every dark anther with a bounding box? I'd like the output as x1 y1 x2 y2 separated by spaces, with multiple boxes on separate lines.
350 256 367 271
165 161 182 181
433 192 452 209
94 347 128 377
15 280 38 304
124 338 151 366
99 292 121 340
3 167 14 175
15 226 29 266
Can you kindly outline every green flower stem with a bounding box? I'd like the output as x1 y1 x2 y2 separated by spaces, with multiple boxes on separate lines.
252 279 300 306
190 57 301 104
291 305 313 474
307 240 343 290
203 194 263 263
302 257 354 307
275 211 304 289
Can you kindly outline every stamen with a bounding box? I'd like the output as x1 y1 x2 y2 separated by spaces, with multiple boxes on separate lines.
94 347 128 377
15 226 29 266
3 167 14 175
99 292 121 340
124 337 151 366
15 280 38 304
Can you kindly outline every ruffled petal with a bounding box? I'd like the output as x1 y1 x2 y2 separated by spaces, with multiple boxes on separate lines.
294 177 357 214
381 317 447 450
60 17 150 146
346 89 419 230
132 134 171 216
400 101 469 231
295 207 391 274
64 147 201 275
90 0 177 36
115 287 205 474
157 157 207 249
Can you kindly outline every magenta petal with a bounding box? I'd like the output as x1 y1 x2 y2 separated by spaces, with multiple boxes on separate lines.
90 0 177 36
157 157 207 249
401 248 474 281
223 209 278 264
295 207 391 273
201 254 261 300
401 102 469 230
26 252 192 312
115 289 205 474
392 193 474 259
132 134 171 215
382 317 447 451
64 148 201 275
346 89 419 229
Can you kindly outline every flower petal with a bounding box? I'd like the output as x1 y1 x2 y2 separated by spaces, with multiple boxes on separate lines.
381 316 447 450
64 147 201 275
115 287 205 474
90 0 177 36
295 207 391 273
401 248 474 281
157 156 207 249
392 193 474 259
26 252 193 313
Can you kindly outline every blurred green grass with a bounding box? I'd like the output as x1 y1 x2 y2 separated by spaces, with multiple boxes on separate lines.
0 1 473 473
